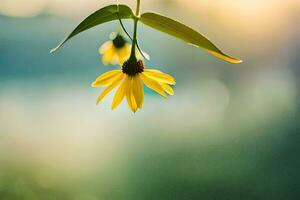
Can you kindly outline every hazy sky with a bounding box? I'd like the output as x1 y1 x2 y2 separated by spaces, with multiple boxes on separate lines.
0 0 299 18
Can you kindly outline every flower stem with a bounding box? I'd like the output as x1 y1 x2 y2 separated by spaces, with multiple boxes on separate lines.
129 0 141 61
136 0 141 16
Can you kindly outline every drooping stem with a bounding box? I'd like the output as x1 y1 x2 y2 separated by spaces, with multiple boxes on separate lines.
118 16 147 60
129 0 141 61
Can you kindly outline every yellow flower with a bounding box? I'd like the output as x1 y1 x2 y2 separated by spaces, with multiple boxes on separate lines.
99 33 131 66
92 60 176 112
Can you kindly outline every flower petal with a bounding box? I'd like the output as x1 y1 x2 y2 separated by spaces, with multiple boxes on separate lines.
96 73 124 105
110 53 120 66
132 76 144 109
99 41 113 54
117 44 131 65
143 69 176 85
126 77 138 112
160 83 174 95
102 47 115 65
111 76 128 110
140 73 167 98
92 70 122 87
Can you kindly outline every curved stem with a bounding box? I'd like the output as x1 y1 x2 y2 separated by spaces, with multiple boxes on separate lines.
117 1 147 60
117 16 133 41
118 16 148 60
129 0 141 61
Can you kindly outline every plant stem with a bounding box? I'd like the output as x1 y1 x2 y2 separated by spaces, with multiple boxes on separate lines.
136 0 141 16
129 0 141 61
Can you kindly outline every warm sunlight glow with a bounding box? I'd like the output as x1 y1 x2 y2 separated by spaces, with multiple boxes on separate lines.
0 0 47 17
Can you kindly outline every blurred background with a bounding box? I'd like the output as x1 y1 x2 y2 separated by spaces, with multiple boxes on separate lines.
0 0 300 199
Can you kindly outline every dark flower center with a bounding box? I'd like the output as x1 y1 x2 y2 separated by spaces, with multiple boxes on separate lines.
122 60 144 76
112 34 126 48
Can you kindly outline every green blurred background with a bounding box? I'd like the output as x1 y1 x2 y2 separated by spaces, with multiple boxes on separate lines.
0 0 300 199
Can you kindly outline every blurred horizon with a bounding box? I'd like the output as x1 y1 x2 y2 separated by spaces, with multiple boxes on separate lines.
0 0 300 199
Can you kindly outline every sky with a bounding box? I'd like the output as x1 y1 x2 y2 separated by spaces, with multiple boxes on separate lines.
1 0 299 18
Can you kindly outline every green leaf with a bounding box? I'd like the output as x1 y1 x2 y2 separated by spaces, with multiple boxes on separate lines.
140 12 242 64
50 4 134 53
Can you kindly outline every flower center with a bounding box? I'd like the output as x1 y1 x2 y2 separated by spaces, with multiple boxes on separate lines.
112 35 126 48
122 60 144 76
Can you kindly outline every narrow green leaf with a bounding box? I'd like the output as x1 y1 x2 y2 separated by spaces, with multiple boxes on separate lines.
140 12 242 64
50 4 134 53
